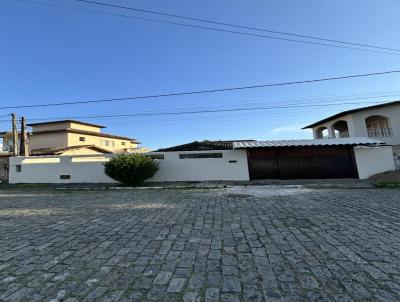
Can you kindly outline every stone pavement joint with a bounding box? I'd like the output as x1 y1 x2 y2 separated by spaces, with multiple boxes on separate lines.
0 187 399 301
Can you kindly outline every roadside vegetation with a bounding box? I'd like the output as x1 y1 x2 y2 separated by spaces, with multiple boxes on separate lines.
368 170 400 188
374 182 400 188
104 154 159 186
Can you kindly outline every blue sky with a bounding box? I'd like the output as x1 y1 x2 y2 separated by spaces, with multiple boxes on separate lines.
1 0 400 149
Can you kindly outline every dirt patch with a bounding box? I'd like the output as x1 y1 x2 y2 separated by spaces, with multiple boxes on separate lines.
368 170 400 185
225 185 313 197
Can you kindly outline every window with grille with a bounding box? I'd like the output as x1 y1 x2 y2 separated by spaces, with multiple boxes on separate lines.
179 153 223 159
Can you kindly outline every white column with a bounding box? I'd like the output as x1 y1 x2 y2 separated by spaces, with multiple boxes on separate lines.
328 125 335 138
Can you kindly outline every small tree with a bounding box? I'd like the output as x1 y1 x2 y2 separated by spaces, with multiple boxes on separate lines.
104 154 159 186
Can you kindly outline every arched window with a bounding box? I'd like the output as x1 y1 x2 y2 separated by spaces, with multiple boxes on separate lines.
316 127 329 139
365 115 392 137
332 120 349 138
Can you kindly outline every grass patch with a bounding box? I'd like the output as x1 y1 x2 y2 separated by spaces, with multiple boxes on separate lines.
374 182 400 188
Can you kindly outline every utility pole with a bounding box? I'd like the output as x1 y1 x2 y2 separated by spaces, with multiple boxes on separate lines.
11 113 18 156
19 117 29 156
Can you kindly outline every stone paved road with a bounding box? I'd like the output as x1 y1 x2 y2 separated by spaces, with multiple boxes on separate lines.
0 186 400 301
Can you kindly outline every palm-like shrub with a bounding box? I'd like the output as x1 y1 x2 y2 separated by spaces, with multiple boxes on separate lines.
104 154 159 186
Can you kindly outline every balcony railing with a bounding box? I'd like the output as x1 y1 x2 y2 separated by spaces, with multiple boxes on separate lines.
0 145 12 152
336 131 349 138
368 128 393 138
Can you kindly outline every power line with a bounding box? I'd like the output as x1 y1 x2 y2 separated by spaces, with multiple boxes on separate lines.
0 94 392 125
3 87 397 124
1 70 399 110
23 100 396 120
0 98 393 125
13 0 400 55
72 0 400 53
46 88 400 113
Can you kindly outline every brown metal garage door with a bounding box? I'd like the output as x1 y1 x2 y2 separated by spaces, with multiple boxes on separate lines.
247 147 358 180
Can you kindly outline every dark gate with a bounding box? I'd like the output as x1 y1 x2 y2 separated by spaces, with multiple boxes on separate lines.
247 147 358 180
247 149 279 179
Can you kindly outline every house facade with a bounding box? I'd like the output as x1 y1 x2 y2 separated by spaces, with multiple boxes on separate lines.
303 101 400 146
9 138 395 183
0 132 17 153
303 101 400 168
148 138 394 181
28 120 139 153
0 120 141 155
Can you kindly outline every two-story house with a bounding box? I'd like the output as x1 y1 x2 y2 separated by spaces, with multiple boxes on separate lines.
303 100 400 165
1 120 141 155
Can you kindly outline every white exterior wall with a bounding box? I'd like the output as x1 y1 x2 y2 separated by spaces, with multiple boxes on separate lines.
312 104 400 145
9 150 250 183
354 146 396 179
351 105 400 145
149 150 250 182
312 114 355 138
9 155 116 184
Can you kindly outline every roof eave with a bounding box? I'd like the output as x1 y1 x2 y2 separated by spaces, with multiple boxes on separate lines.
27 120 106 129
302 100 400 129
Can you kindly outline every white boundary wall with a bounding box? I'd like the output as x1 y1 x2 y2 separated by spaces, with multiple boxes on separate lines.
8 147 394 183
354 146 396 179
149 150 250 182
9 150 250 183
9 155 116 184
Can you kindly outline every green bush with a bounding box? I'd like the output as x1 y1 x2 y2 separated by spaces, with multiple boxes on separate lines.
104 154 159 186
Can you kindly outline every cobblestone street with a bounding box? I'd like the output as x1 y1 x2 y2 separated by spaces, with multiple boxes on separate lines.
1 186 400 301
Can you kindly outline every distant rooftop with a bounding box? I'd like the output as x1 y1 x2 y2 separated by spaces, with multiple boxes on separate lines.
27 120 106 129
157 140 255 152
31 145 113 156
302 100 400 129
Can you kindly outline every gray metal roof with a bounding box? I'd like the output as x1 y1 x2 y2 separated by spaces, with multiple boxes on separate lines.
233 137 385 149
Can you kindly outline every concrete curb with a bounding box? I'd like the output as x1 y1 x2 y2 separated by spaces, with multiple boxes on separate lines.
1 180 376 191
54 185 227 191
51 183 375 191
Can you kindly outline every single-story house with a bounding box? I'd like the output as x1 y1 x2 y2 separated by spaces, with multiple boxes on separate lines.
7 138 396 183
148 137 395 181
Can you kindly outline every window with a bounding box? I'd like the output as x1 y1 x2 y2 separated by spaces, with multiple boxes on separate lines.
79 137 86 142
147 154 164 160
100 139 114 147
229 160 237 163
16 165 22 172
365 115 392 138
179 153 223 159
60 175 71 180
121 142 126 146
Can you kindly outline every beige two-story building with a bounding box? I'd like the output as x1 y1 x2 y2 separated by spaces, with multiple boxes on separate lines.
1 120 142 155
